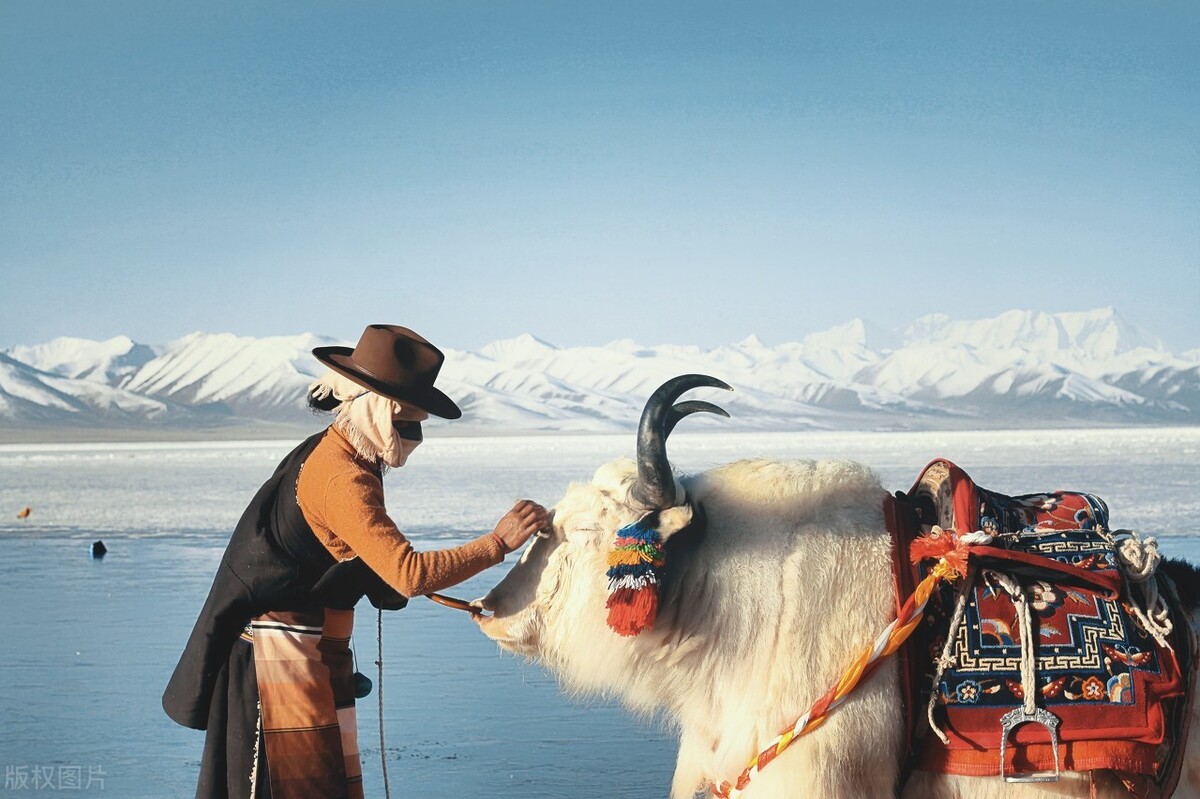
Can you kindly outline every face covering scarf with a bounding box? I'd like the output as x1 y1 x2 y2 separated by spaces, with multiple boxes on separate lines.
309 370 425 468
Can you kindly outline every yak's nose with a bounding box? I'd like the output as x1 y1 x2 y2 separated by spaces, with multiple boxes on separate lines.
470 595 496 616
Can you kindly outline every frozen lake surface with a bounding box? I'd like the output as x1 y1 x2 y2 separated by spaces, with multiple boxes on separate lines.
1 427 1198 798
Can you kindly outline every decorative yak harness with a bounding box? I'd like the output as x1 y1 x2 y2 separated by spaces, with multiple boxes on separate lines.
888 460 1196 797
605 458 1198 799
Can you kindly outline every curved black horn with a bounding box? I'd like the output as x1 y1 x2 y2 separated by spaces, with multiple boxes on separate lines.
663 400 730 438
633 374 733 509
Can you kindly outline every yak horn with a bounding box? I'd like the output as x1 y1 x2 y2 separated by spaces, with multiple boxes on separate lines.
664 400 730 437
633 374 732 509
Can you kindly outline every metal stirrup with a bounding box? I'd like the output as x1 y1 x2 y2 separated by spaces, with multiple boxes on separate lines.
994 574 1061 783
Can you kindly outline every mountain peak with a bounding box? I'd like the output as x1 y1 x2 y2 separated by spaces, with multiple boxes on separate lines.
479 333 559 361
1057 308 1164 358
900 307 1165 359
738 334 768 349
802 319 869 350
5 335 155 383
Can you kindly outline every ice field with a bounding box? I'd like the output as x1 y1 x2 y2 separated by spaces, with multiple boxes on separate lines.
1 427 1197 798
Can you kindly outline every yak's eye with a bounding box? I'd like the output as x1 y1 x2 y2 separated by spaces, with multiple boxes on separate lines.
565 525 603 543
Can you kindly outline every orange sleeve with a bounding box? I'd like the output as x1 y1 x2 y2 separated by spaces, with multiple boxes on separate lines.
314 466 506 597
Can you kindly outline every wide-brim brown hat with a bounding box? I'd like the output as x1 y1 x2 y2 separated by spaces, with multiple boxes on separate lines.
313 325 462 419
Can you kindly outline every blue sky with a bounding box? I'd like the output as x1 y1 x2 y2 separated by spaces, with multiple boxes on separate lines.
2 1 1197 352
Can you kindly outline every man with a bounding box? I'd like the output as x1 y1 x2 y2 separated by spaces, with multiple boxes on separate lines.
163 324 548 798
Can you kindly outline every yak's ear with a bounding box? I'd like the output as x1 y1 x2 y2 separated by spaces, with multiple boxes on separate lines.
603 501 692 637
648 503 693 542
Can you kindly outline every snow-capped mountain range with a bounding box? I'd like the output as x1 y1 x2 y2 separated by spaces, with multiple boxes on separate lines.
2 309 1197 440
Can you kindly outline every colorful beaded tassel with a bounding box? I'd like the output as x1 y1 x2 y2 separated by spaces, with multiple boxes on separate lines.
605 519 666 636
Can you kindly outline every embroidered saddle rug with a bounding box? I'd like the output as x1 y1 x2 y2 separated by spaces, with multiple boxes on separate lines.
890 459 1196 789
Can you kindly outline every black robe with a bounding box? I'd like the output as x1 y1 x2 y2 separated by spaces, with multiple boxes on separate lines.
163 429 405 796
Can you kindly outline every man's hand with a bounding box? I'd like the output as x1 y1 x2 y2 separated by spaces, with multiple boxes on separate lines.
492 499 550 552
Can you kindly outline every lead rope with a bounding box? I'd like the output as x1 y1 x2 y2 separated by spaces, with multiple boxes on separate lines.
377 607 392 799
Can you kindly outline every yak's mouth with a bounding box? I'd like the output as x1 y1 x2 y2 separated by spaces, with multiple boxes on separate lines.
473 609 540 656
425 595 540 655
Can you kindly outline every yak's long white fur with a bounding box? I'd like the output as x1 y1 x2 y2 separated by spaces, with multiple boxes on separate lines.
477 456 1200 799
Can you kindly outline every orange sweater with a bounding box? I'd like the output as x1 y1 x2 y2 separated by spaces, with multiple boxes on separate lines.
296 425 506 596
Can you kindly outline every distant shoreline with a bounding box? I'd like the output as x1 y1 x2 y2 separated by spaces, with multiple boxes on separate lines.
0 423 630 445
0 423 322 445
2 420 1198 447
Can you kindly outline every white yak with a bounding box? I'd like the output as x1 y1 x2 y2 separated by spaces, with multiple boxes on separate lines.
475 375 1200 799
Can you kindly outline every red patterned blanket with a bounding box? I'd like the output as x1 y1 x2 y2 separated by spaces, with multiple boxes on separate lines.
889 459 1195 790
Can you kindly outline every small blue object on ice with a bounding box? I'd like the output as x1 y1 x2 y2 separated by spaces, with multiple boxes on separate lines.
91 540 107 559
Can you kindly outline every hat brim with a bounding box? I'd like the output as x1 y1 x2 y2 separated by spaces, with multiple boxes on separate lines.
312 346 463 420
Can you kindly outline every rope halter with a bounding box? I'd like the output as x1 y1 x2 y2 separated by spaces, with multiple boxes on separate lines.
709 525 992 799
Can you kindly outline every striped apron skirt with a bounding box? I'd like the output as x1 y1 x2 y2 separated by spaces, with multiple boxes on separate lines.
196 607 363 799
